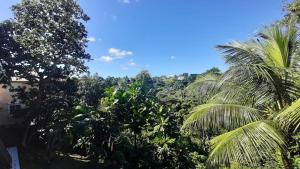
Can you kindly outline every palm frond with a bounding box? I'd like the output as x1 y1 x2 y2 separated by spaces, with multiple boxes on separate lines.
260 27 289 68
185 73 221 102
207 120 286 168
290 51 300 70
221 64 275 84
208 90 248 105
208 82 257 106
182 103 263 132
258 24 298 69
216 41 263 65
276 98 300 133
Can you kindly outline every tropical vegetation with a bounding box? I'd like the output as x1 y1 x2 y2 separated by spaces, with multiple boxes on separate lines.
1 0 300 168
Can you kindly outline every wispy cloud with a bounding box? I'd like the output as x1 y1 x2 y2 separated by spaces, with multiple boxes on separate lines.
119 0 140 4
121 60 138 71
98 48 134 63
87 37 96 42
170 55 175 60
127 59 138 67
99 56 113 63
109 48 133 58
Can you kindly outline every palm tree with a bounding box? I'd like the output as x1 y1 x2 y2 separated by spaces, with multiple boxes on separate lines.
183 23 300 168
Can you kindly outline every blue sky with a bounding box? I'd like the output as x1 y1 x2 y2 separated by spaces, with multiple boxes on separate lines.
0 0 288 77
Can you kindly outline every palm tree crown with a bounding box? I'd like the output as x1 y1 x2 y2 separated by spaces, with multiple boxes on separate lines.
183 23 300 168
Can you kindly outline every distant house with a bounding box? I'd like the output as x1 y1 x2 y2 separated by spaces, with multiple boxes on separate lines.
177 76 185 81
0 78 28 126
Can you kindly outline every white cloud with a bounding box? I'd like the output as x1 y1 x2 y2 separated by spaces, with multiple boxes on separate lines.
99 56 113 63
127 59 138 67
120 60 138 71
87 37 96 42
109 48 133 58
98 48 134 63
119 0 140 4
170 56 175 60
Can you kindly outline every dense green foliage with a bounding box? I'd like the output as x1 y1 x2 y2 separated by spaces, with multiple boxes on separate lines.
1 0 300 168
0 21 25 84
66 72 208 168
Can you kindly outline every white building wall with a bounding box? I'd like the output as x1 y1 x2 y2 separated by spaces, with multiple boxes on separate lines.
0 82 28 125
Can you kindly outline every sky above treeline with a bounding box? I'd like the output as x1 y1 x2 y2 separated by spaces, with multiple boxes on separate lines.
0 0 289 77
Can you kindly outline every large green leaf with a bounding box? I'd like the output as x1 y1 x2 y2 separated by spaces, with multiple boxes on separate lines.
207 121 286 168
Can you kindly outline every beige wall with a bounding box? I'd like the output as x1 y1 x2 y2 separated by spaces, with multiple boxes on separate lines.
0 82 28 125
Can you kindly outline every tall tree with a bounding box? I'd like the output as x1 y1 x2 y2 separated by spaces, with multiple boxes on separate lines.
10 0 90 148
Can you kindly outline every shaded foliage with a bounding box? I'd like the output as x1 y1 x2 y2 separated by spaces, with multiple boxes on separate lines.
68 77 207 168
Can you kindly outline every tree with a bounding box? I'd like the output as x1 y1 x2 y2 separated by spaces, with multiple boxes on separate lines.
0 20 26 84
183 23 300 168
135 70 154 90
71 80 160 168
10 0 90 150
77 74 107 108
